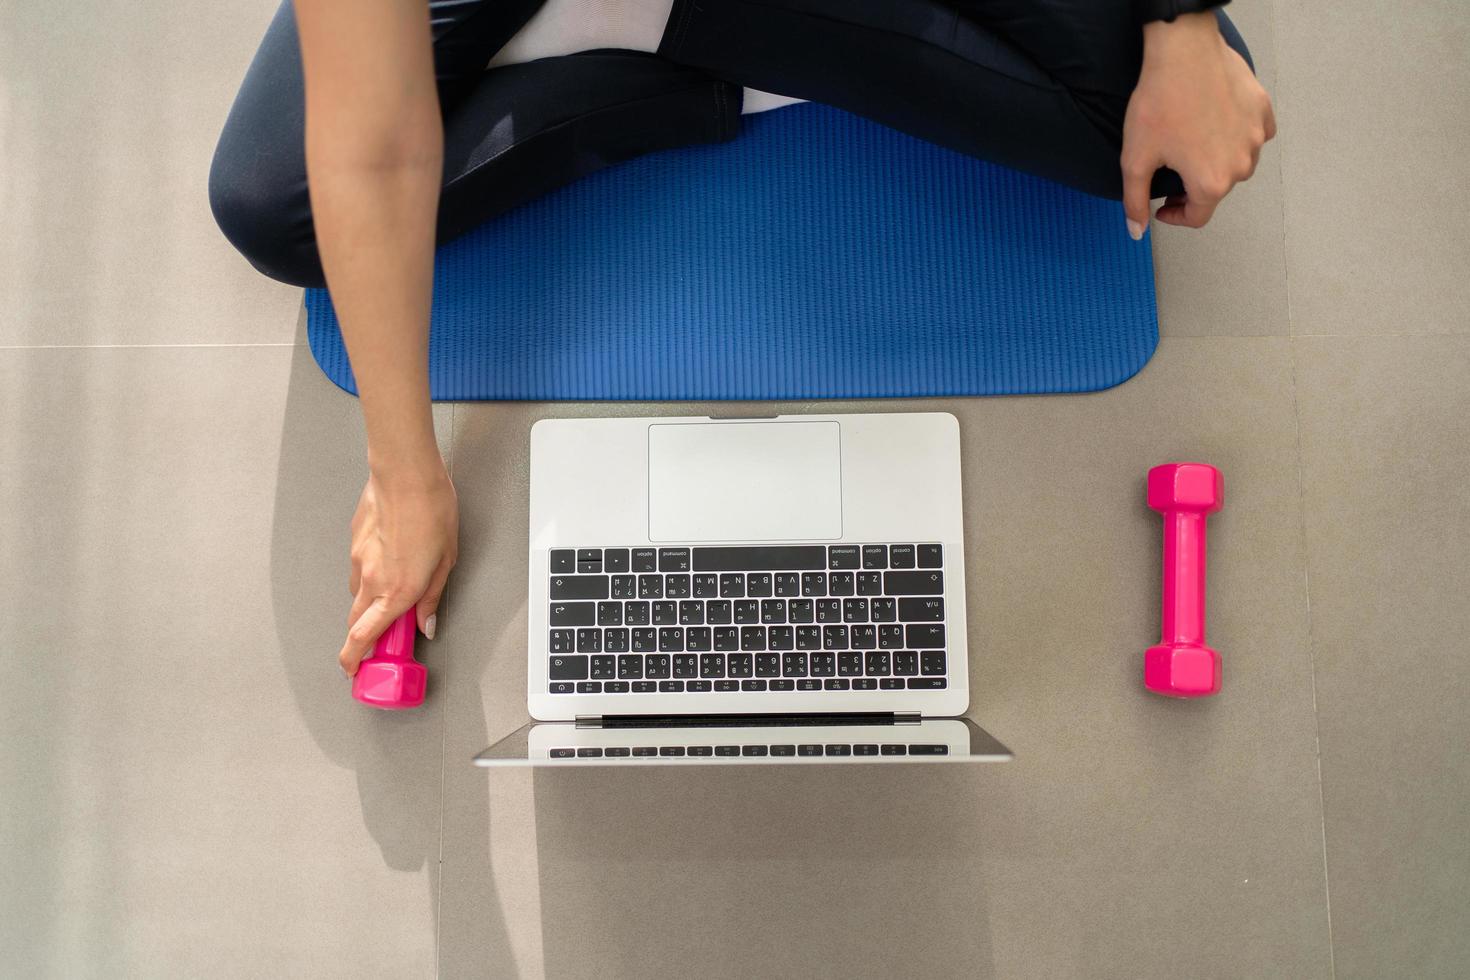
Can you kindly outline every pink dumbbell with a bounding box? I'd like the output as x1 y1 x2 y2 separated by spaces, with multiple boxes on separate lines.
352 610 427 710
1145 462 1223 698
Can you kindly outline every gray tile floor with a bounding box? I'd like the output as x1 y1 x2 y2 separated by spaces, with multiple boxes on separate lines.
1 0 1466 977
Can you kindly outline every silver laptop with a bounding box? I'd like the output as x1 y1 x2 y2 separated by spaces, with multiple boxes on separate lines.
476 412 1011 766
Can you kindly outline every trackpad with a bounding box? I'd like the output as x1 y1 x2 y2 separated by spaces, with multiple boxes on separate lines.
648 421 842 542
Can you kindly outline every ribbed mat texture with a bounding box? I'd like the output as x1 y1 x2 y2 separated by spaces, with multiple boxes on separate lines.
305 103 1157 401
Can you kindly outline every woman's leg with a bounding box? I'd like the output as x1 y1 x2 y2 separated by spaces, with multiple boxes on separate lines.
657 0 1253 201
209 1 739 287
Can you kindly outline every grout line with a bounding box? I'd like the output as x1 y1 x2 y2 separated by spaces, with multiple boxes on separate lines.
432 403 458 980
1271 0 1337 967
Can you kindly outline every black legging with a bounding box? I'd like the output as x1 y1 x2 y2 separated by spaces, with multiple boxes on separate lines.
209 0 1251 289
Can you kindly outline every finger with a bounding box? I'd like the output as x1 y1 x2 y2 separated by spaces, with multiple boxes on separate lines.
1120 148 1159 241
347 586 370 633
416 562 453 641
1263 99 1278 141
340 595 410 677
1182 187 1223 228
349 557 361 598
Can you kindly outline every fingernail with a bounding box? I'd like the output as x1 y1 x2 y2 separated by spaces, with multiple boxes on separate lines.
425 614 437 641
1127 218 1145 241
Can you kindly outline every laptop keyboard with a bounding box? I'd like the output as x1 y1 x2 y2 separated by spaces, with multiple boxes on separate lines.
549 742 950 758
546 544 949 695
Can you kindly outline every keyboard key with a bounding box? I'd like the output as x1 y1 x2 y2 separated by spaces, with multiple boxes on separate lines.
550 575 608 600
815 600 842 624
679 601 704 625
769 679 795 691
550 602 596 627
715 745 741 757
719 573 745 598
740 627 766 652
857 572 884 596
589 655 615 679
624 601 650 625
576 560 601 575
853 744 880 756
659 680 685 693
549 630 574 654
821 627 848 651
885 571 943 596
550 550 574 573
637 575 663 599
851 625 877 650
747 573 773 598
906 678 947 689
893 651 919 676
770 744 797 756
755 654 781 676
550 747 575 758
767 626 794 651
686 680 712 692
713 627 739 652
862 545 888 569
906 624 946 648
880 744 907 756
665 574 691 598
632 681 657 693
801 572 827 597
672 654 698 678
795 626 822 650
714 680 740 692
774 573 801 597
644 601 677 629
865 651 892 675
798 744 824 757
692 574 719 598
824 678 851 690
917 544 943 569
617 655 645 679
741 679 768 692
577 747 603 758
576 681 601 693
658 627 684 652
549 682 575 694
788 599 814 623
920 651 947 675
659 548 691 572
734 600 760 625
706 600 732 625
829 572 855 596
611 575 636 599
852 678 878 690
900 597 945 622
810 652 837 676
605 548 630 573
824 744 852 756
632 746 658 757
686 745 714 757
909 743 949 755
761 599 786 624
700 653 726 678
783 653 808 677
576 548 601 565
742 745 768 757
888 544 916 569
605 746 631 757
878 625 905 650
576 629 602 654
630 628 656 653
659 746 686 757
631 549 657 572
843 598 869 623
552 655 585 678
870 597 897 623
605 629 629 653
686 627 712 652
727 652 754 677
597 602 623 626
880 678 905 690
828 546 861 569
692 545 826 571
838 653 864 676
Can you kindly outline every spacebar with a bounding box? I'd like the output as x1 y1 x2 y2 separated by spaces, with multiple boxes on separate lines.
692 546 828 571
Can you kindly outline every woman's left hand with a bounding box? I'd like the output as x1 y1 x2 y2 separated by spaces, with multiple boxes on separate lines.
1121 11 1277 238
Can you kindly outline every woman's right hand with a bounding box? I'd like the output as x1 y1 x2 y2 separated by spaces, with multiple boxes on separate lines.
340 463 459 677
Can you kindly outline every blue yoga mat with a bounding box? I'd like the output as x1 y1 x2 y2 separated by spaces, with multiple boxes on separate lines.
306 103 1156 401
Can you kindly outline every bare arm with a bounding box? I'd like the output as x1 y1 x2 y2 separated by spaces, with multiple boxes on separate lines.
295 0 459 673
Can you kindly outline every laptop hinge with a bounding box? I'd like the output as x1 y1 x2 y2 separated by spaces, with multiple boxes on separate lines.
582 712 907 729
894 711 922 726
575 715 603 729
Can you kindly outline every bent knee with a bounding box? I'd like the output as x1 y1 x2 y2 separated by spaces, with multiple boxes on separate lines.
208 143 324 289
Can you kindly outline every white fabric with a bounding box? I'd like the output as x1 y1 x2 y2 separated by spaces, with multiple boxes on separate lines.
487 0 806 115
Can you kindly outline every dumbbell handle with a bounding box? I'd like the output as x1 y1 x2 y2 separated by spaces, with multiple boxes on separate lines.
368 610 418 662
1160 509 1209 646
